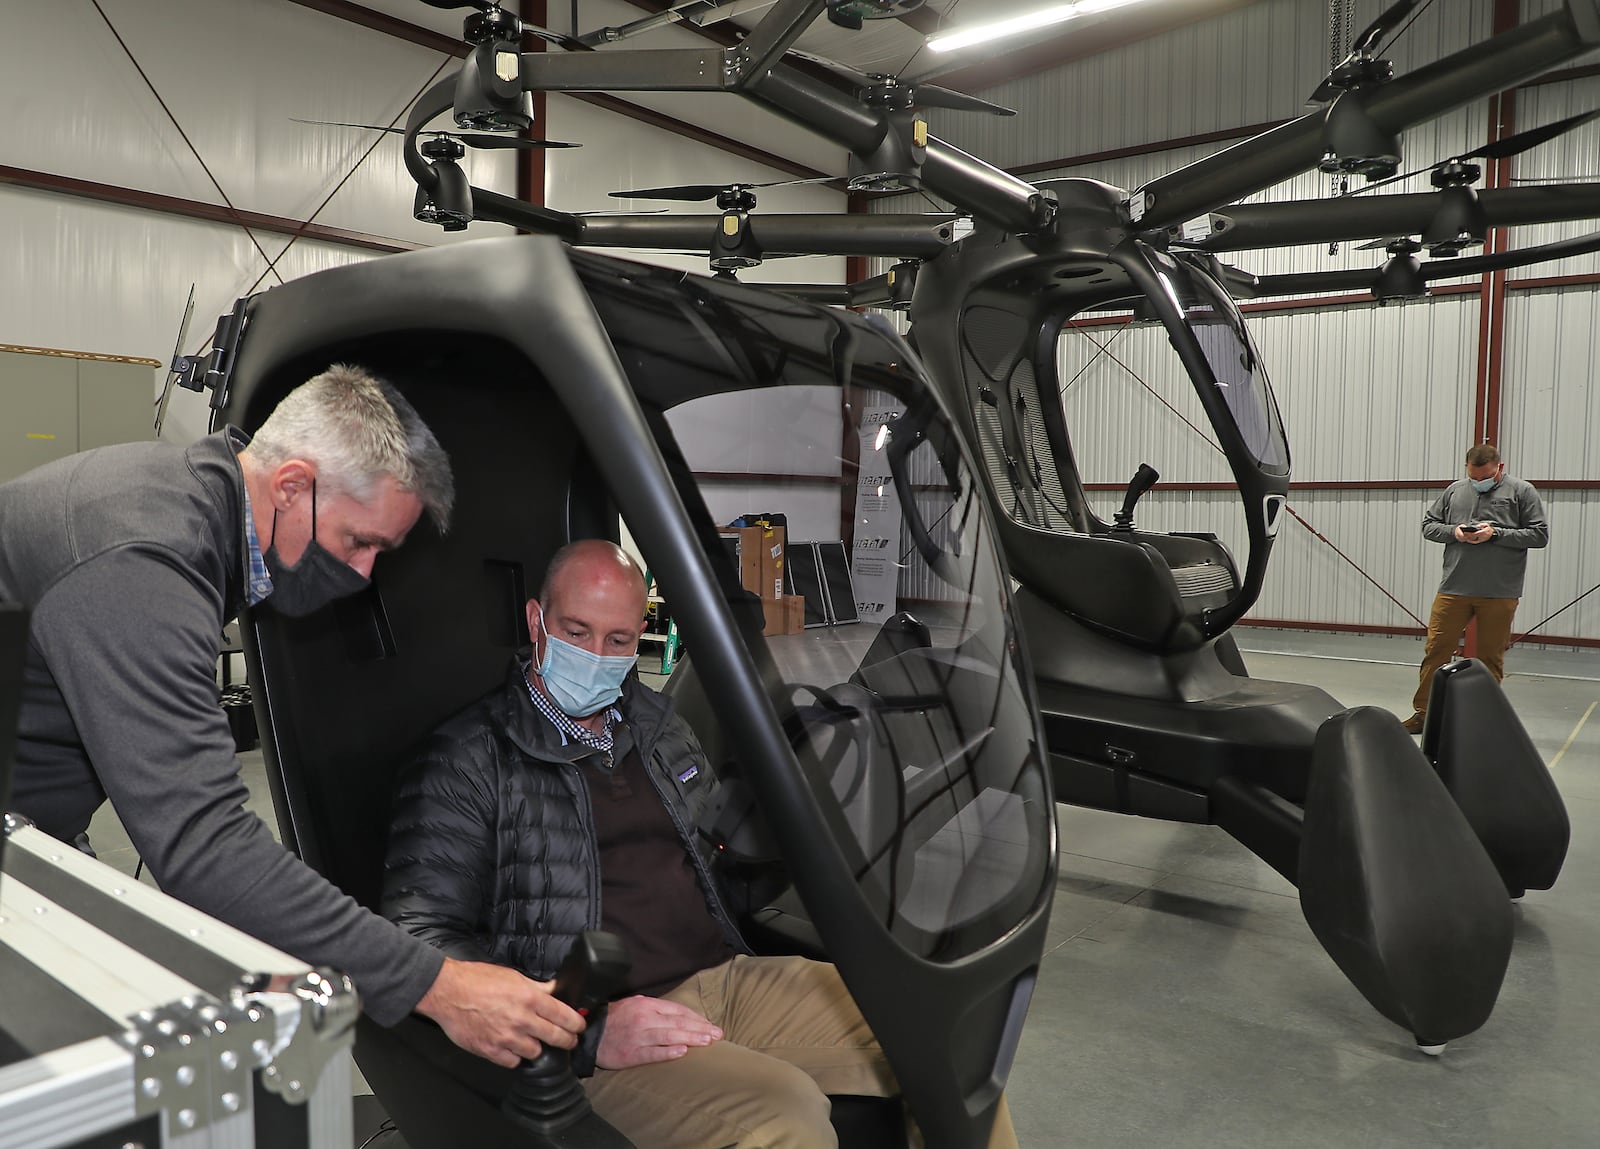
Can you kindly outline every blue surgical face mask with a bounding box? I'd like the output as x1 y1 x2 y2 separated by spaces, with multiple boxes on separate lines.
535 617 638 717
1469 470 1501 494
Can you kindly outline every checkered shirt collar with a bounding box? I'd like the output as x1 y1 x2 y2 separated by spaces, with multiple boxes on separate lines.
521 661 620 758
241 481 274 606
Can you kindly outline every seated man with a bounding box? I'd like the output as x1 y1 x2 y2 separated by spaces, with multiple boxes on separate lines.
383 540 1017 1149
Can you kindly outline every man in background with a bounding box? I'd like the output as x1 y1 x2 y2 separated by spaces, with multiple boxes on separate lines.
1403 443 1548 733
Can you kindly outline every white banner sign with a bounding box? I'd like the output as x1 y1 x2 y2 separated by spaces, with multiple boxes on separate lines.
851 402 905 627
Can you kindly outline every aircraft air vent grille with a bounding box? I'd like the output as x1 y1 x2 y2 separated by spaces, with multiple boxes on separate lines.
1171 564 1235 598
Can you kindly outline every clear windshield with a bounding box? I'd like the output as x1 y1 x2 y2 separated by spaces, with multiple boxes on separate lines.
581 261 1053 963
1183 271 1288 473
1055 303 1255 563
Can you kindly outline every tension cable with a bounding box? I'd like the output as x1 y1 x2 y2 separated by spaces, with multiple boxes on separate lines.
88 0 285 286
1507 579 1600 651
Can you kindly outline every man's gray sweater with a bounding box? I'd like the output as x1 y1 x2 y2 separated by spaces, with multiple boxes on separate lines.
1420 475 1548 598
0 431 441 1025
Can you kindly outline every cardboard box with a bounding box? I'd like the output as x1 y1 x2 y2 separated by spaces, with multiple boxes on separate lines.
721 530 758 595
761 598 785 637
760 594 804 637
783 593 804 634
726 523 786 601
760 525 786 602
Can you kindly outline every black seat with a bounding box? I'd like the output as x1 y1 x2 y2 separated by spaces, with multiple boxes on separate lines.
961 297 1241 653
234 334 911 1148
234 337 632 1149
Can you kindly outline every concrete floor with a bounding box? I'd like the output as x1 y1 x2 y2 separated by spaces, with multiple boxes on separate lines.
1008 636 1600 1149
79 632 1600 1148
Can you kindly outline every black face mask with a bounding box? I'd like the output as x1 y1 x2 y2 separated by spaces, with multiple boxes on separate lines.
263 482 370 617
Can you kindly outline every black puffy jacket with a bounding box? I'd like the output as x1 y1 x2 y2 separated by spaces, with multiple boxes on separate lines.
381 659 750 984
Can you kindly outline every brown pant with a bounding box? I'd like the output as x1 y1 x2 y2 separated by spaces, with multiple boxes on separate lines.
584 954 1019 1149
1412 593 1519 713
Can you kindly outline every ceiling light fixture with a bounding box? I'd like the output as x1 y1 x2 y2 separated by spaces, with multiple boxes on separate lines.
926 0 1148 54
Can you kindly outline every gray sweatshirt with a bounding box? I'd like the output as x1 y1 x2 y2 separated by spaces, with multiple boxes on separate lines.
0 431 441 1025
1420 475 1548 598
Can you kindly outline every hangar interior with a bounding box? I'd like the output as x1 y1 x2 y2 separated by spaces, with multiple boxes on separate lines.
4 0 1600 1146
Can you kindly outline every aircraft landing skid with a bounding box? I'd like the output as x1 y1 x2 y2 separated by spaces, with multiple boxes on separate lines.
1047 675 1569 1053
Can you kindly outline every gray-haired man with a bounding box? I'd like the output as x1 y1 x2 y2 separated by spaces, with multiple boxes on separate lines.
0 364 586 1068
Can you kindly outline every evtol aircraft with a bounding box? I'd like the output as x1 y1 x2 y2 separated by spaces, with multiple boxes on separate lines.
162 1 1595 1146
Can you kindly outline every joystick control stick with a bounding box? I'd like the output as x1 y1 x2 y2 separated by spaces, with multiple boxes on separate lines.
1113 463 1160 531
501 932 632 1137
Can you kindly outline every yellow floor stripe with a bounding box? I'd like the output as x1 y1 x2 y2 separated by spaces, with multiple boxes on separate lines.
1549 700 1598 770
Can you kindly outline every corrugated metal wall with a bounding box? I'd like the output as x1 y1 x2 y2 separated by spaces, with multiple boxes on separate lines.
891 0 1599 649
3 0 499 442
1500 282 1600 641
1056 286 1587 641
1502 76 1600 279
1058 299 1474 632
5 0 1593 645
1250 298 1483 481
931 0 1498 173
1 0 845 445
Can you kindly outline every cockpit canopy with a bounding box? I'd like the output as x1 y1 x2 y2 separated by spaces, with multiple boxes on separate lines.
935 240 1288 653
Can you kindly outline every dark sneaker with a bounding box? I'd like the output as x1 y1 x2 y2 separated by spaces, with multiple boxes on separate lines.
1401 711 1426 735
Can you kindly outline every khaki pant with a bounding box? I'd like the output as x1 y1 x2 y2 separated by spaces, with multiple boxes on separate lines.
1412 593 1519 713
584 954 1019 1149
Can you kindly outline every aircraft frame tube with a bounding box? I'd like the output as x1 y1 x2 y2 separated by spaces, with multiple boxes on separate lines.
1199 184 1600 250
1135 4 1600 229
745 68 1052 234
572 213 960 256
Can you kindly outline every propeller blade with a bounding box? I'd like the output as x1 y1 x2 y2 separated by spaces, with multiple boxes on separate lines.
522 23 594 52
154 285 197 438
609 184 731 201
1308 0 1424 102
1353 0 1425 57
1467 108 1600 161
1355 236 1400 251
913 85 1016 116
1342 163 1434 195
608 177 837 201
1343 109 1600 196
295 119 577 150
293 117 402 133
1242 229 1600 300
1307 76 1342 104
761 176 845 190
786 48 1013 115
453 133 581 150
1419 228 1600 278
